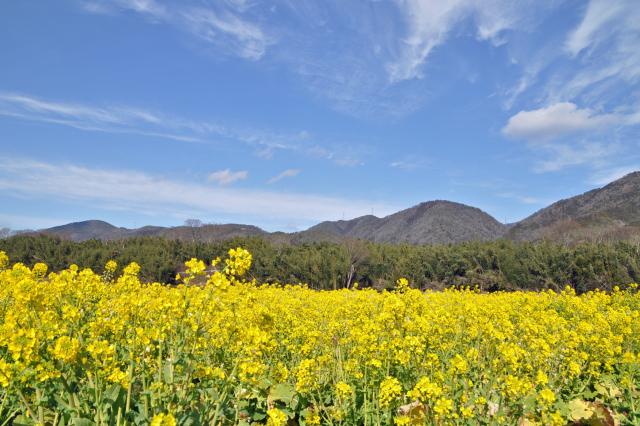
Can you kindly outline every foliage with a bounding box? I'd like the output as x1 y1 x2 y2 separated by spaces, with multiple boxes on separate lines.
2 235 640 292
1 249 640 425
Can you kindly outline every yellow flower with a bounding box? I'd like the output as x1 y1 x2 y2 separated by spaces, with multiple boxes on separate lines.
105 260 117 273
150 413 176 426
52 336 80 363
408 377 442 402
0 359 12 387
336 381 353 400
32 262 48 278
451 353 468 374
122 262 141 276
305 410 321 425
267 408 288 426
396 277 410 292
185 258 206 276
433 397 454 417
0 250 8 269
207 271 231 290
622 351 636 363
379 376 402 408
568 361 581 377
224 247 252 276
394 415 411 425
535 370 548 386
537 388 556 407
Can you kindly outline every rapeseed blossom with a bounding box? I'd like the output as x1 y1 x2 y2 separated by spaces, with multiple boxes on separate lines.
0 248 638 425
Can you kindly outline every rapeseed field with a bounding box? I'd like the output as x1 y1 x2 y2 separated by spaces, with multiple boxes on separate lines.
0 249 638 425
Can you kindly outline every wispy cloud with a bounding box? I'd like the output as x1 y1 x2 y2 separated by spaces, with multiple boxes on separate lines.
386 0 546 83
491 0 640 205
505 0 640 109
533 142 618 173
589 165 640 186
496 192 541 205
79 0 557 119
181 7 270 60
564 0 627 57
389 157 429 171
0 92 362 164
0 213 73 230
267 169 301 184
0 92 203 143
0 157 397 225
83 0 270 60
208 169 248 185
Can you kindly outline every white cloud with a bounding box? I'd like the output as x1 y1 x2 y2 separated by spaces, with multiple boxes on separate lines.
208 169 248 185
0 158 397 225
267 169 301 184
503 102 624 141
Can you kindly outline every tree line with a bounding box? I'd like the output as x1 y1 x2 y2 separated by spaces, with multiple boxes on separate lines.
2 234 640 293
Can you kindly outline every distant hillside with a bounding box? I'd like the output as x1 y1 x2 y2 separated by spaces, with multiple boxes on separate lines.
41 220 130 240
508 172 640 242
302 201 507 244
33 221 267 242
22 171 640 244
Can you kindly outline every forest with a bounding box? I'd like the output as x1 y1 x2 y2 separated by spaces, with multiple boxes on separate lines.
2 234 640 293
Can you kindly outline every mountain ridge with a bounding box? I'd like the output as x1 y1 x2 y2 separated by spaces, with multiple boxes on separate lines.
11 171 640 244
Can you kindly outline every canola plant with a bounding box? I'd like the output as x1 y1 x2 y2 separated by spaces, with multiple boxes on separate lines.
0 248 639 425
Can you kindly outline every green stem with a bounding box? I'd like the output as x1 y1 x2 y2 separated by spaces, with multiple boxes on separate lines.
35 388 44 424
17 389 37 421
125 359 135 415
0 409 19 426
0 387 8 419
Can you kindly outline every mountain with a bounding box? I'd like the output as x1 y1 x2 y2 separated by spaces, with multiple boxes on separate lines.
41 220 130 240
508 172 640 241
302 201 507 244
29 201 507 245
34 221 267 242
21 171 640 244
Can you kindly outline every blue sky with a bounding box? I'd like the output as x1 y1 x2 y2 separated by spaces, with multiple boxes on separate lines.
1 0 639 231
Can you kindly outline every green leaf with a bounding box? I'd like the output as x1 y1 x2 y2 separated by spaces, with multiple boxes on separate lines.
11 415 36 426
595 384 608 397
252 412 266 421
103 384 122 403
269 383 295 405
521 394 537 413
54 395 77 413
71 418 97 426
568 399 594 421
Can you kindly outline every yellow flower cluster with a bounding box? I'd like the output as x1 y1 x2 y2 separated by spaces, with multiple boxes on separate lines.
0 248 639 425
